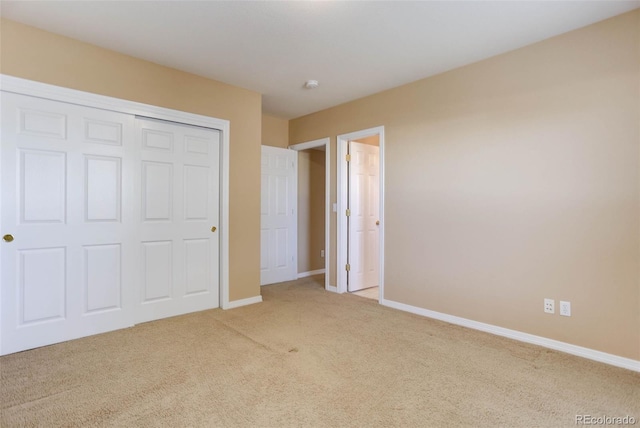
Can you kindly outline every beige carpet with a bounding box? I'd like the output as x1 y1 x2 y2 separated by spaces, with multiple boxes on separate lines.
1 275 638 427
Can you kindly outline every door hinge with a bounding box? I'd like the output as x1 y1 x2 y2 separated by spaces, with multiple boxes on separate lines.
346 209 351 217
346 154 351 162
345 264 351 272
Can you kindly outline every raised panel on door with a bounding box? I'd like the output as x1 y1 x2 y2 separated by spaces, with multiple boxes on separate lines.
142 128 174 152
19 108 67 139
1 92 136 355
142 241 173 302
275 228 289 268
85 155 121 222
184 135 209 155
261 173 269 216
275 175 289 215
84 244 121 313
84 118 123 146
260 228 270 272
136 118 220 323
142 161 173 221
20 149 67 223
184 239 210 295
19 247 67 324
184 165 209 220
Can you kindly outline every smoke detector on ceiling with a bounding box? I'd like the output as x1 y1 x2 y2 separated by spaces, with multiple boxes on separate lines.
304 80 319 89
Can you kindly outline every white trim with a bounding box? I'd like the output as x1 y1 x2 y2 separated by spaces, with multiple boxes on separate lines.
289 138 327 152
0 75 231 312
326 285 338 293
220 123 231 310
0 75 228 130
337 139 348 294
378 128 385 303
225 295 263 310
297 269 326 278
336 126 385 298
381 298 640 373
292 150 298 281
325 140 331 293
289 137 331 293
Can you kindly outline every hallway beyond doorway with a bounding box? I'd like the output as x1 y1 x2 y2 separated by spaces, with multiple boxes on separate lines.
351 286 379 301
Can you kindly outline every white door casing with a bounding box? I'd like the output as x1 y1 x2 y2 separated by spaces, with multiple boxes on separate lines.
347 141 380 292
260 146 297 285
337 126 385 298
136 118 220 323
0 92 137 354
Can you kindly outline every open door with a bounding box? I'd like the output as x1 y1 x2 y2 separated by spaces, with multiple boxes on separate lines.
260 146 297 285
337 126 384 298
347 141 380 292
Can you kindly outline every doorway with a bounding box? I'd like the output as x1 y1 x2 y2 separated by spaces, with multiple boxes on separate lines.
289 138 331 292
297 148 326 279
337 127 385 302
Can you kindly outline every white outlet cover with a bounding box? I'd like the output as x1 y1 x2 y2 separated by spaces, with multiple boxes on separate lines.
560 301 571 316
544 298 555 314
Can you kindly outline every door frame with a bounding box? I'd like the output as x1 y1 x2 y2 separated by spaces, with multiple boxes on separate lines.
337 127 385 300
289 138 332 292
0 75 233 310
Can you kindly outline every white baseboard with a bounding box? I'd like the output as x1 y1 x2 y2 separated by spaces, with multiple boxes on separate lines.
381 298 640 373
223 295 263 310
297 269 326 279
325 285 338 293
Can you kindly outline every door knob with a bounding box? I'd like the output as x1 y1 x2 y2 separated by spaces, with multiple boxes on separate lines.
211 226 217 233
3 234 14 242
375 221 380 226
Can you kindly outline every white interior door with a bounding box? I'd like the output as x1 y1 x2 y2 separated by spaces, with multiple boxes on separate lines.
260 146 297 285
347 141 379 292
0 93 136 354
136 118 220 323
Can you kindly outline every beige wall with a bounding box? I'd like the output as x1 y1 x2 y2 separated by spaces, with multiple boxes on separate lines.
290 11 640 360
297 149 326 274
1 18 262 302
261 114 289 148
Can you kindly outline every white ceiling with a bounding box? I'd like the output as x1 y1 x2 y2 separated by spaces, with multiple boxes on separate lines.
1 1 638 119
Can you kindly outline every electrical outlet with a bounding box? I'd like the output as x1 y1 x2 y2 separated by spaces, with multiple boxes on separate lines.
560 301 571 317
320 250 325 258
544 298 555 314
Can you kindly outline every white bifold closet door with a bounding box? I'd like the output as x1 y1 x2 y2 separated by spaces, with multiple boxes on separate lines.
0 93 220 355
136 117 219 323
0 93 137 354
